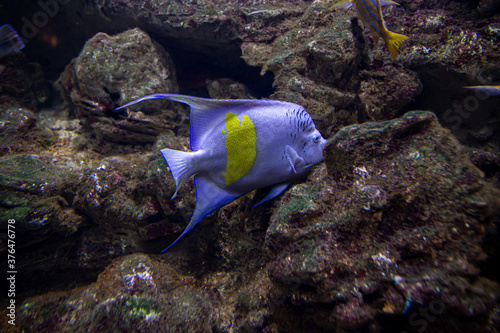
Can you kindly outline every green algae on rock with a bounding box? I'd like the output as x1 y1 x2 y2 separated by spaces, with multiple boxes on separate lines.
0 107 56 155
0 155 62 193
15 254 217 333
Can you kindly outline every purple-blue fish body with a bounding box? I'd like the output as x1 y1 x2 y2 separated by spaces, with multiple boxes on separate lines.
117 94 327 252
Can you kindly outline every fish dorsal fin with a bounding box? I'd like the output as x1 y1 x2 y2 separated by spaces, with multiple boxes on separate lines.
161 175 239 252
116 94 296 151
153 94 248 151
117 94 253 151
116 94 298 151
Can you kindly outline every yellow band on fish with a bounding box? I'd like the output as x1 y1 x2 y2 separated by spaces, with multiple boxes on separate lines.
222 112 257 187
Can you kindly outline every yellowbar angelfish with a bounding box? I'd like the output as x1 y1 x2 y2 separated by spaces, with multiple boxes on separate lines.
332 0 407 61
116 94 327 252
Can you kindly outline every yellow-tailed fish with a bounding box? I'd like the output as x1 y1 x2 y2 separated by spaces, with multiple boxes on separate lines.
116 94 327 252
331 0 407 61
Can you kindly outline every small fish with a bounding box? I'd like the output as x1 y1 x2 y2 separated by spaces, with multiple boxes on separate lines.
0 24 25 58
331 0 407 61
464 85 500 97
117 94 327 252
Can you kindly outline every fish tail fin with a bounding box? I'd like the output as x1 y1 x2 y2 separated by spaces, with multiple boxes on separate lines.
160 148 198 199
330 0 353 10
384 30 407 61
0 24 25 58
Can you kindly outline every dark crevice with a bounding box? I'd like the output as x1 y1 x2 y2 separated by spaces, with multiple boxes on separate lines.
1 1 275 106
153 34 276 98
479 222 500 284
398 65 500 147
103 86 121 102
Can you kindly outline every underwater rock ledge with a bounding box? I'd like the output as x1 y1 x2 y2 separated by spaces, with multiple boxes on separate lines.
5 111 499 332
57 28 182 146
0 0 499 331
264 110 500 331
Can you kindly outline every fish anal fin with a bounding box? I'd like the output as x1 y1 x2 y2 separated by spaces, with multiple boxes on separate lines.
191 175 240 223
161 175 239 252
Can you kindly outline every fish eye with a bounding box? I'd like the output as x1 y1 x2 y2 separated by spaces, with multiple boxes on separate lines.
313 135 321 143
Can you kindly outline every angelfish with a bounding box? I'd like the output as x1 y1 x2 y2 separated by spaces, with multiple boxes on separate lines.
331 0 407 61
116 94 327 252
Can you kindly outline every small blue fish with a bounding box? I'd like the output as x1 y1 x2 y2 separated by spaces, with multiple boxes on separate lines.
117 94 327 252
464 85 500 97
0 24 25 58
0 24 25 75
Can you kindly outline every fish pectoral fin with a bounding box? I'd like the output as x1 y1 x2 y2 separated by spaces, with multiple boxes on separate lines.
253 183 290 208
161 175 240 253
285 145 306 174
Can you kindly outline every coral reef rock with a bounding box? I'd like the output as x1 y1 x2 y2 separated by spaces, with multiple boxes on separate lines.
264 111 500 331
57 28 182 144
16 254 217 333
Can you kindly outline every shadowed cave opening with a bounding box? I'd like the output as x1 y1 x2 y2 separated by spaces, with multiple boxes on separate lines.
398 65 500 148
156 35 276 99
0 0 276 105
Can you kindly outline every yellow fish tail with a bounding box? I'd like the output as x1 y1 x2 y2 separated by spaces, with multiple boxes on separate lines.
384 30 407 61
